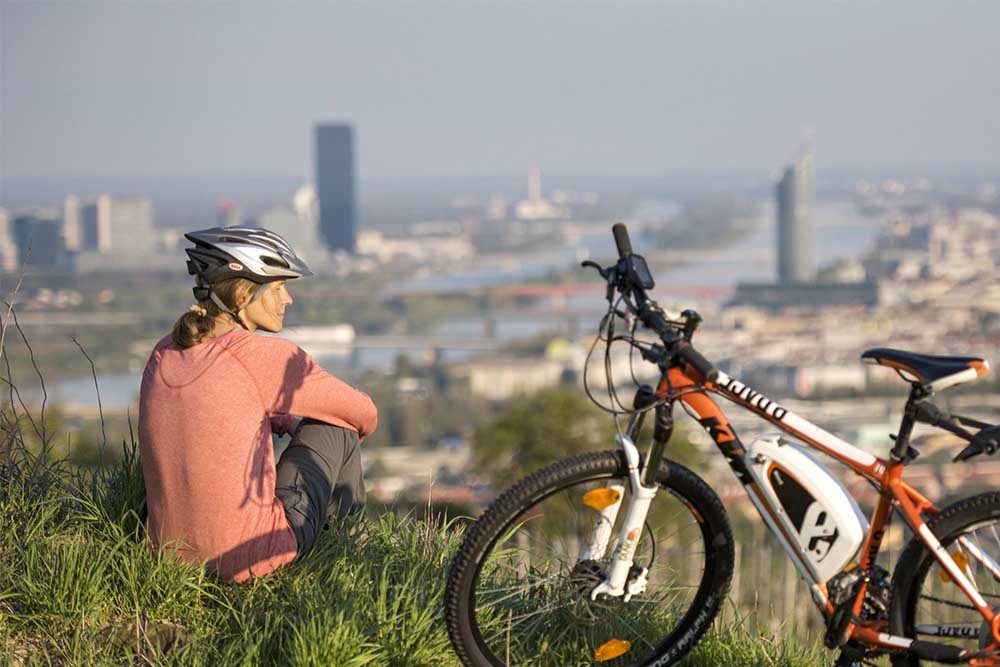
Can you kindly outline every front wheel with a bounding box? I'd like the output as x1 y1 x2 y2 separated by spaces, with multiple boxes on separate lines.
444 450 734 667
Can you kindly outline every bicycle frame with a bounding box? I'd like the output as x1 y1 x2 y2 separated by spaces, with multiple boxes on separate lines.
688 365 1000 656
582 363 1000 659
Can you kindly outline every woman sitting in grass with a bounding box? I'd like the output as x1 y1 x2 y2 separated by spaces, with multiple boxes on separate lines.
138 226 377 582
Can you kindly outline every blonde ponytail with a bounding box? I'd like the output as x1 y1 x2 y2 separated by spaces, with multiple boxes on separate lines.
170 277 258 348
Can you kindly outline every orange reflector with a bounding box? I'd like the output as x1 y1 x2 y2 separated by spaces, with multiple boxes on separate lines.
583 488 621 511
940 551 971 583
594 638 631 661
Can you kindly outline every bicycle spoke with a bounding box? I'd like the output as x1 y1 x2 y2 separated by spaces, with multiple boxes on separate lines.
478 573 566 607
609 612 657 651
516 606 560 649
656 522 699 545
963 532 1000 583
921 593 978 611
483 602 570 644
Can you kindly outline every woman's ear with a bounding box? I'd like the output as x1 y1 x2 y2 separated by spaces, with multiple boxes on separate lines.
234 288 253 310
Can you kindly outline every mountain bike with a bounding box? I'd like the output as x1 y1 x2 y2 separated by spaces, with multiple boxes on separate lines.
443 223 1000 667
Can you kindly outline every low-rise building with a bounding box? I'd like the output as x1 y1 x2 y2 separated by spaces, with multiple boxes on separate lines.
731 281 880 310
356 229 474 264
459 356 565 401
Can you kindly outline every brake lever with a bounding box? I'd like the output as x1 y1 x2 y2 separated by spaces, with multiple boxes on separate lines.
638 344 666 365
581 260 610 279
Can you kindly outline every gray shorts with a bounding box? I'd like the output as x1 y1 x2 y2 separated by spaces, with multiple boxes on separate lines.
274 419 366 555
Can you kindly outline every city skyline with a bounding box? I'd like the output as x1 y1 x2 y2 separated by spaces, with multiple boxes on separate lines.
3 2 999 184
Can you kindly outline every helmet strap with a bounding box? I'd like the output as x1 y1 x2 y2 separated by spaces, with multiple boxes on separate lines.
208 291 249 330
246 283 269 306
192 275 268 332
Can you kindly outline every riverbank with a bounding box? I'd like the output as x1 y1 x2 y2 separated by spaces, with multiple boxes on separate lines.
18 196 883 411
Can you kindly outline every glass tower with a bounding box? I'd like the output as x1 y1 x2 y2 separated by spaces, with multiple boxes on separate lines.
315 124 356 253
776 140 815 283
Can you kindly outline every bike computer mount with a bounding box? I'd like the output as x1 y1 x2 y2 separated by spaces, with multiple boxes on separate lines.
580 253 655 292
624 253 655 290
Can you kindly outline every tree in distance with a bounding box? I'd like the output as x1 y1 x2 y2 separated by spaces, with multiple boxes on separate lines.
473 386 707 488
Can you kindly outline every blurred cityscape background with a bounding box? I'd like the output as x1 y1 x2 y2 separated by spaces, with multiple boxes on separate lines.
3 0 1000 635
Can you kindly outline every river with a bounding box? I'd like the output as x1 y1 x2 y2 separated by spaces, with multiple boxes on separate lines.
47 197 882 410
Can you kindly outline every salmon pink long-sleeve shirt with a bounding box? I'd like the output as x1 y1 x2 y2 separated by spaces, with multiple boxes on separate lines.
138 330 377 582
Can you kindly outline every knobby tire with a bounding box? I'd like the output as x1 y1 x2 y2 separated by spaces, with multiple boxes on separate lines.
444 450 734 667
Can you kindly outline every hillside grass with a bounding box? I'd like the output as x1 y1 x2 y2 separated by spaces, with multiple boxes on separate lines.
0 435 829 667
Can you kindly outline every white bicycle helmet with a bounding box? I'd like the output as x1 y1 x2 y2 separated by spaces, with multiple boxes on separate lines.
184 226 313 319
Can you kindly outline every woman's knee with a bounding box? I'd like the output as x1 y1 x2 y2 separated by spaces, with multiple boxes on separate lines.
292 420 360 458
294 419 359 441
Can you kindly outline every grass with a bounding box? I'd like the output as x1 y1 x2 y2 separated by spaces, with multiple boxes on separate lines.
0 430 830 667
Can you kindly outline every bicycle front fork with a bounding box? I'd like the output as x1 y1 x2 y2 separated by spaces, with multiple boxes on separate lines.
586 431 658 600
581 400 675 600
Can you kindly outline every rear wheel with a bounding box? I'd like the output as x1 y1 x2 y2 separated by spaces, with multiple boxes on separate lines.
890 491 1000 666
444 450 734 667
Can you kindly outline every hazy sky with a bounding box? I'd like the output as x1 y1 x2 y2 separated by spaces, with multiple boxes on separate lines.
2 1 999 182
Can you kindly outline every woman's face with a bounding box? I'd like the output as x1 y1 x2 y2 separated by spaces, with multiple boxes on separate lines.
241 281 293 332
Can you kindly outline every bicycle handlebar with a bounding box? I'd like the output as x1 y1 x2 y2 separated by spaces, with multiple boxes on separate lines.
612 223 633 258
610 222 719 383
632 294 719 383
675 342 719 383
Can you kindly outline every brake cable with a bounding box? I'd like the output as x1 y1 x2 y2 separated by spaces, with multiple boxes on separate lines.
627 313 642 387
582 300 626 416
583 296 663 421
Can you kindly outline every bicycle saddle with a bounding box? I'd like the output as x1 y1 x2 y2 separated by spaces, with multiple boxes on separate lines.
862 347 989 392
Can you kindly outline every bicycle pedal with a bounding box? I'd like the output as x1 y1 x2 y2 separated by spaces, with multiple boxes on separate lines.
824 569 867 648
833 642 867 667
832 657 862 667
824 606 863 649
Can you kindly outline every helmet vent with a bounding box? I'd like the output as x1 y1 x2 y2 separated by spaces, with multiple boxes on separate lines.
261 255 289 268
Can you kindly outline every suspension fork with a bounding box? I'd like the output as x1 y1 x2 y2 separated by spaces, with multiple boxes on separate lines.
577 408 648 563
644 400 675 486
582 402 675 599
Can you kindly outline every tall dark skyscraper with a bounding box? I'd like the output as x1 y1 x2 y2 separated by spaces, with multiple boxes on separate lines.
315 124 356 253
734 137 878 309
776 139 815 283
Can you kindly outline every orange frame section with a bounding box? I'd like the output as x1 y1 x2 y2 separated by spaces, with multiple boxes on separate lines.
658 366 1000 658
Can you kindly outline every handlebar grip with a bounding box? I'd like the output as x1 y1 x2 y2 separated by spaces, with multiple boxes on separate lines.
676 342 719 383
612 223 633 258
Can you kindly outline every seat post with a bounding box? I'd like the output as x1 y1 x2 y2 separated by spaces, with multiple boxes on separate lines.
892 383 930 461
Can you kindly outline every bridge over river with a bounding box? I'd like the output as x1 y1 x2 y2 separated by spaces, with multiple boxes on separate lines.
298 334 504 356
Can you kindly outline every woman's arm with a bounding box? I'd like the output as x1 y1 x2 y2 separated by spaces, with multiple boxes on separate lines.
270 415 300 436
232 335 378 439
